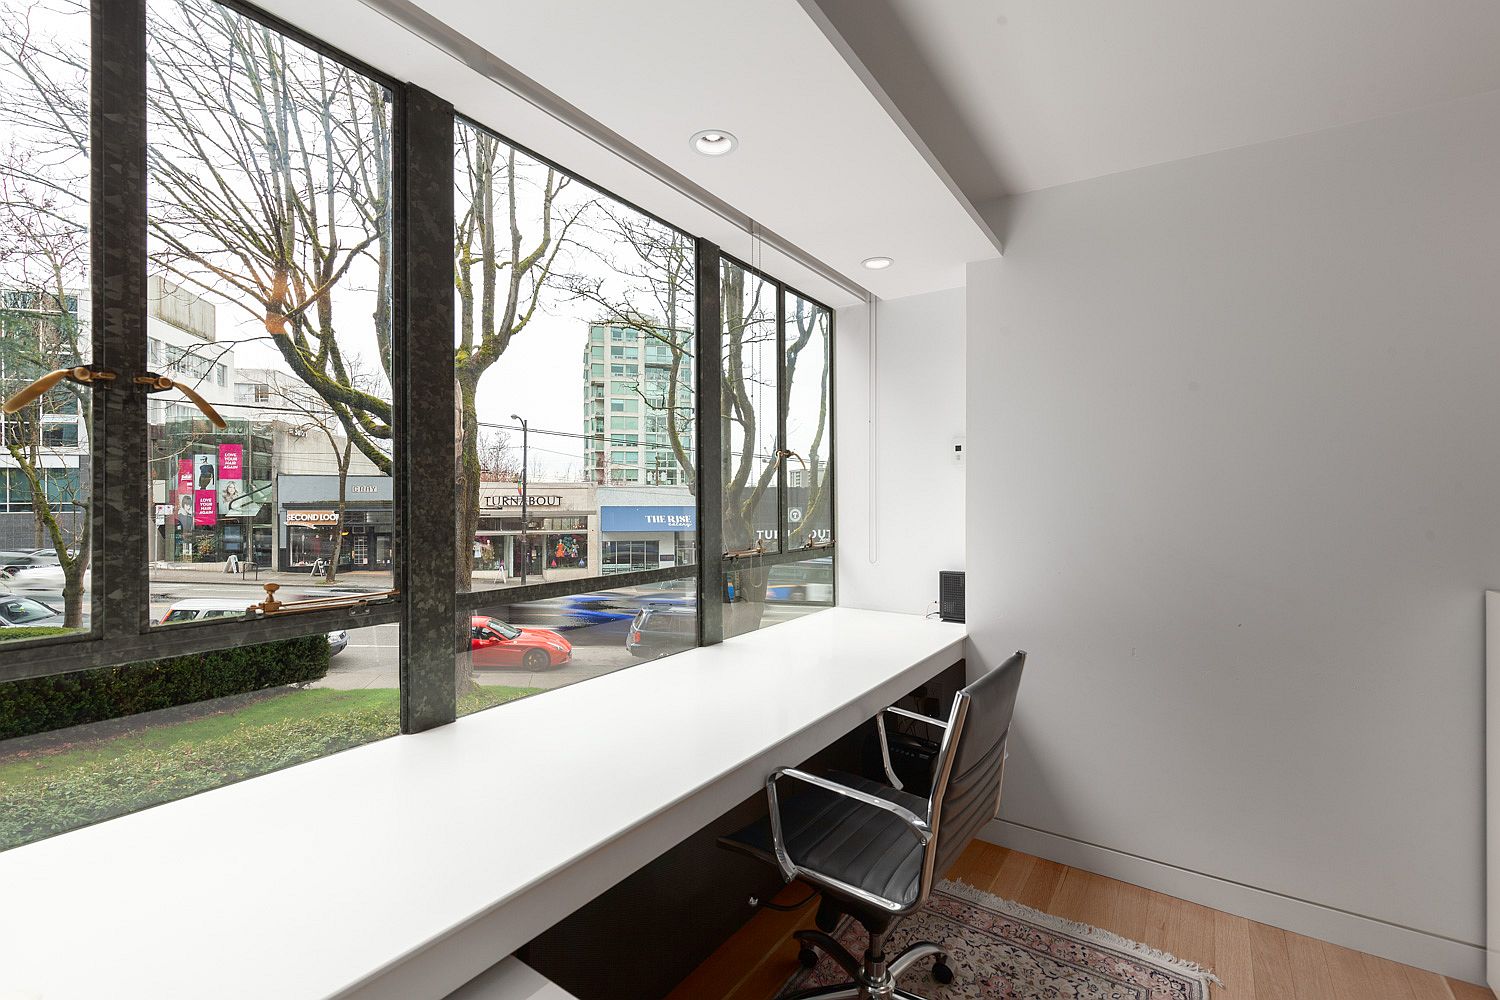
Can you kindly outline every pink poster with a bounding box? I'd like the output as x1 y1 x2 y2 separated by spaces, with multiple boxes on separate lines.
194 490 217 526
218 443 244 515
218 443 243 478
176 459 193 498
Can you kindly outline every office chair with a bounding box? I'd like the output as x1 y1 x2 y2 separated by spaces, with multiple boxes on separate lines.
721 651 1026 1000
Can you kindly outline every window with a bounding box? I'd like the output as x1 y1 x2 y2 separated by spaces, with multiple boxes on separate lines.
784 292 832 547
603 540 660 573
146 0 396 614
720 260 779 555
452 114 699 709
718 262 837 639
1 0 838 856
0 0 92 644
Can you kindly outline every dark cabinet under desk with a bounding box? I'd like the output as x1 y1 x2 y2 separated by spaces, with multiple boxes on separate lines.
520 659 966 1000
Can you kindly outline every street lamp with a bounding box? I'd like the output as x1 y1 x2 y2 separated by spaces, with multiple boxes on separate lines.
511 413 528 585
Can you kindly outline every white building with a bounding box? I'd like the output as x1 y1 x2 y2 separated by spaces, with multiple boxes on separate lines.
581 322 693 486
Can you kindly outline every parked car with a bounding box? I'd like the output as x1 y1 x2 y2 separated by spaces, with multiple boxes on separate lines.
625 605 696 659
0 595 65 629
468 615 571 670
158 599 348 655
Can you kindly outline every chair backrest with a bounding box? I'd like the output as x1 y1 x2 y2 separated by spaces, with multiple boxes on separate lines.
926 651 1026 882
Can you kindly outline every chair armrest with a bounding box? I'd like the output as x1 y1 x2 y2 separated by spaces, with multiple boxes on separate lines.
874 706 948 790
883 706 948 729
765 767 932 914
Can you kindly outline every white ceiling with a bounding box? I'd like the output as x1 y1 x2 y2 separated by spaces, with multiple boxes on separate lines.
813 0 1500 201
250 0 1000 304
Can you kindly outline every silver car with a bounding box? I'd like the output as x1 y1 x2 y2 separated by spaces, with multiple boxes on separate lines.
0 594 65 629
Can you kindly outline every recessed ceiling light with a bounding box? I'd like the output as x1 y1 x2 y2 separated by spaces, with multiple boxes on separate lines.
862 256 894 270
691 129 738 156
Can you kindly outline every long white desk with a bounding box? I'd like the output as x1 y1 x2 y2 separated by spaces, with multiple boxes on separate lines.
0 608 965 1000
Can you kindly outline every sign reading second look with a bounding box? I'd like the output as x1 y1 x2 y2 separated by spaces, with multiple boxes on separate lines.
601 506 697 532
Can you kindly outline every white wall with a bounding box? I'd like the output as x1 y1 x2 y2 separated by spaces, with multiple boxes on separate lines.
837 287 965 615
967 89 1500 981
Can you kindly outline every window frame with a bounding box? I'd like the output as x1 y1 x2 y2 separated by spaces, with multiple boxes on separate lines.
1 0 837 720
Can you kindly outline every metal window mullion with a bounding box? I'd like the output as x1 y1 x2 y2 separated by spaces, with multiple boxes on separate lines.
397 85 456 734
94 0 150 644
695 240 724 646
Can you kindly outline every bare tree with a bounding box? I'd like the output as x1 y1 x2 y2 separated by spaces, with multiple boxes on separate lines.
264 372 361 583
0 0 91 626
454 124 593 590
476 428 520 482
565 207 696 489
145 0 394 476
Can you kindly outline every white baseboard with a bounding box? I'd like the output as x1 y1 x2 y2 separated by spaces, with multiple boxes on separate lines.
979 818 1487 986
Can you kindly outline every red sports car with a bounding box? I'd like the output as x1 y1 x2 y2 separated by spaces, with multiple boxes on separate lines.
469 615 572 670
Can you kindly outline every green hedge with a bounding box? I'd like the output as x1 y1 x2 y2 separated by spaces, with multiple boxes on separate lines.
0 626 77 641
0 634 331 742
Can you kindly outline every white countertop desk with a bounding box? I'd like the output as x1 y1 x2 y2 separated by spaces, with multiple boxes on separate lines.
0 608 965 1000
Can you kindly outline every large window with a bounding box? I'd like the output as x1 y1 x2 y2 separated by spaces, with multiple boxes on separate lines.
145 0 396 619
0 0 835 852
785 293 833 547
0 0 92 645
720 260 780 556
719 263 836 639
452 117 701 714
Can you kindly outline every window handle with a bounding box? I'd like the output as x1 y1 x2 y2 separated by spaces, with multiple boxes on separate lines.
2 366 116 414
134 372 226 428
249 582 399 618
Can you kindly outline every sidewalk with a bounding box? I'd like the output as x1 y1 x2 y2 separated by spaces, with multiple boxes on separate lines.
149 561 393 593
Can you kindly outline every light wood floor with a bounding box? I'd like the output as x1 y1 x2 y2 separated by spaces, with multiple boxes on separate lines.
666 841 1490 1000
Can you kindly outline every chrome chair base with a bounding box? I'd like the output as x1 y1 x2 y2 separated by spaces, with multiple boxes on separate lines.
782 928 951 1000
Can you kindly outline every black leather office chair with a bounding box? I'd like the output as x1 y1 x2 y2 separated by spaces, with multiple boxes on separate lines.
721 651 1026 1000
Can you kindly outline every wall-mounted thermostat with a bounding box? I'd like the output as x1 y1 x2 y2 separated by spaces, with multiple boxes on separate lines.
952 436 965 463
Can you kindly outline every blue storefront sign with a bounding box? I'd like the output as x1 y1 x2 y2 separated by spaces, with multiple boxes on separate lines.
601 505 696 532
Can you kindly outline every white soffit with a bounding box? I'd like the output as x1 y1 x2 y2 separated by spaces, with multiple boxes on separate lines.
246 0 1000 304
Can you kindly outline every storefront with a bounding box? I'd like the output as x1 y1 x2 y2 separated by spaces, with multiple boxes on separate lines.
473 481 598 584
277 475 394 573
150 429 273 565
598 486 697 574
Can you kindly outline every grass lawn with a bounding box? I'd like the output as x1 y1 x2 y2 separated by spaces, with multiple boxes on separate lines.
0 683 538 852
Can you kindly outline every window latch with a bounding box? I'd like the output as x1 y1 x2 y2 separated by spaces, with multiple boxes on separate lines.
250 582 399 618
2 366 117 414
134 372 227 428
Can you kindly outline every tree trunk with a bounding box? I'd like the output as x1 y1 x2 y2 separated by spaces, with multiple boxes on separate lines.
325 442 352 584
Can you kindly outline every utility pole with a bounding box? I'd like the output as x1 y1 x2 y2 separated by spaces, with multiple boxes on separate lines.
511 413 528 584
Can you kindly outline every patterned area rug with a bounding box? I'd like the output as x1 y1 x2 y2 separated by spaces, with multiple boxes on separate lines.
778 879 1219 999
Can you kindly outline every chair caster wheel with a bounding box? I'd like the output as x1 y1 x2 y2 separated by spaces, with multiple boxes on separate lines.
798 946 819 969
932 960 954 984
